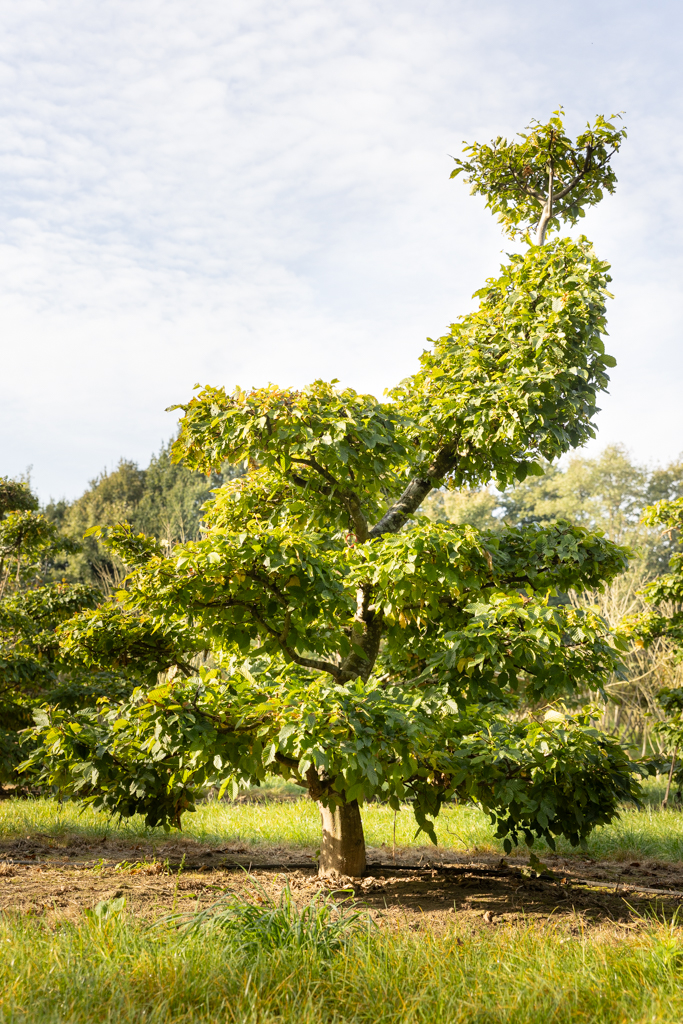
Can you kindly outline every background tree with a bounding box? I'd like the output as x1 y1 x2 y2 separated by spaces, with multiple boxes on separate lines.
421 485 501 533
500 449 683 749
497 445 683 565
27 111 647 877
620 498 683 795
47 442 234 591
425 444 683 561
0 478 110 783
425 449 683 754
634 498 683 656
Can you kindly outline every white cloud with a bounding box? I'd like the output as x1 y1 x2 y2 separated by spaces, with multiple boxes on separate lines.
0 0 682 498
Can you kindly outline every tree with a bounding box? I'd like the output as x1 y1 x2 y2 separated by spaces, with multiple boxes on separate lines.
49 444 231 590
627 499 683 688
0 478 114 782
27 111 646 877
651 687 683 808
421 485 501 532
623 498 683 799
425 445 683 565
498 445 683 562
635 498 683 652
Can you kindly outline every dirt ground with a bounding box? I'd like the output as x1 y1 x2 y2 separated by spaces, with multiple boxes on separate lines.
2 832 683 929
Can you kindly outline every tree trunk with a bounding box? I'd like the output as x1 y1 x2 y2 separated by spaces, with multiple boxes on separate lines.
662 744 678 809
535 162 554 245
318 799 366 877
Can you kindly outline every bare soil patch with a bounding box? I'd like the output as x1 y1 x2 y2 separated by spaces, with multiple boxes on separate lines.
1 832 682 929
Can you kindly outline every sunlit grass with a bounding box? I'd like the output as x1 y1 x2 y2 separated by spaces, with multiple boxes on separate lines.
0 909 682 1023
3 784 683 863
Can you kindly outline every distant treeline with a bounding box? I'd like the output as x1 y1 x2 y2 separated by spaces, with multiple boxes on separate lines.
424 443 683 572
42 443 241 592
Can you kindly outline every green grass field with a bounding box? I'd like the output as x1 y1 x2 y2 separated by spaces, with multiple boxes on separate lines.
3 783 683 863
3 790 683 1022
1 907 683 1023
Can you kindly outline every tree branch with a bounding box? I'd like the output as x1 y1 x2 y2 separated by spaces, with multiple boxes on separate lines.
274 751 299 769
244 570 289 607
290 456 339 487
553 145 594 201
507 161 545 202
248 608 341 678
368 444 460 539
193 596 342 679
535 160 554 246
289 457 369 541
279 608 292 645
283 649 341 678
552 144 617 203
338 585 383 682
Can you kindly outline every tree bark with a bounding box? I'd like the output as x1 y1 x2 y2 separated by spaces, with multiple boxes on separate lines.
535 162 554 245
318 799 366 877
662 744 678 809
338 586 383 683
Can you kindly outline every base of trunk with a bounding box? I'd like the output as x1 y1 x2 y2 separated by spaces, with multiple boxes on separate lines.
318 799 366 877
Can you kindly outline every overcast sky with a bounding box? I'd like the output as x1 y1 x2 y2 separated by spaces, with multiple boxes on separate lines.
1 0 681 501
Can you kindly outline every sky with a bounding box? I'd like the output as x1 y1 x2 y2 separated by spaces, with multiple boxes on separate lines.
1 0 681 502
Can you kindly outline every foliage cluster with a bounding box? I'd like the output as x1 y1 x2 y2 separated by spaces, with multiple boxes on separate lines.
452 109 626 244
0 444 233 782
0 478 125 781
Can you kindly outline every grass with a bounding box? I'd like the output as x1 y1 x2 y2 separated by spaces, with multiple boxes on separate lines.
162 879 365 955
3 784 683 1021
3 779 683 863
1 907 683 1022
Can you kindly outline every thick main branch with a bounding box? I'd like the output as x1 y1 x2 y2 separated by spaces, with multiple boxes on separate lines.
368 445 459 539
338 584 383 683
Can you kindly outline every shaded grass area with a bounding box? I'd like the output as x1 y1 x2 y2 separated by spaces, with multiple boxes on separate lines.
1 909 683 1023
2 783 683 864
